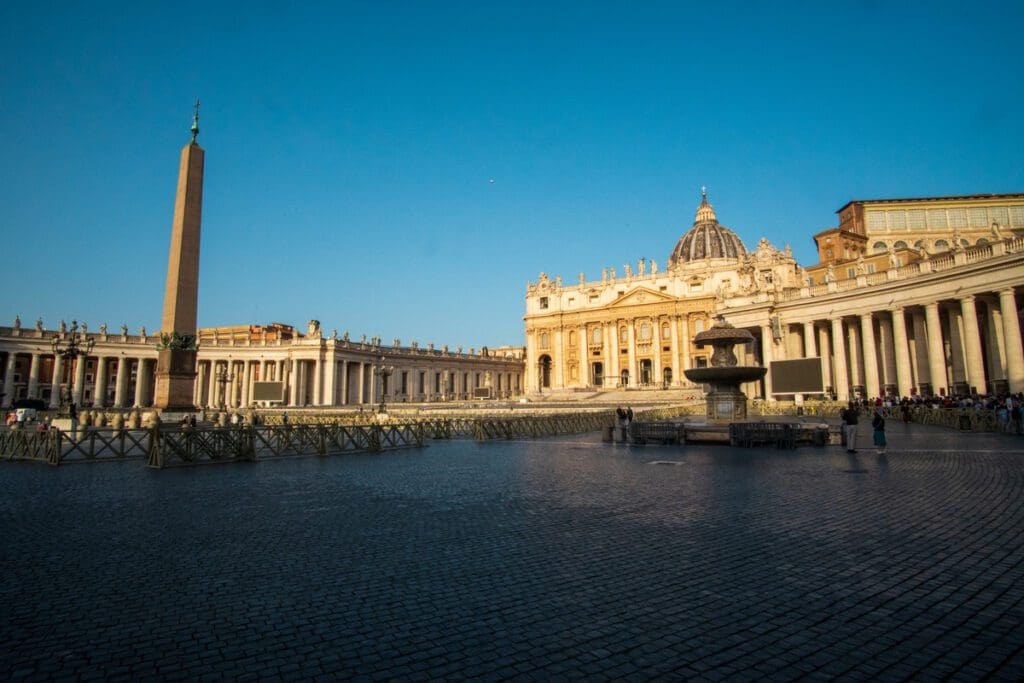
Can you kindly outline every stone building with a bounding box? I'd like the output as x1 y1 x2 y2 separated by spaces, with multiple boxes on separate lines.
524 192 1024 400
0 320 524 410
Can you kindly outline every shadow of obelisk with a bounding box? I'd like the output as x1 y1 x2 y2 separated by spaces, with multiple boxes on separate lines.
154 102 204 412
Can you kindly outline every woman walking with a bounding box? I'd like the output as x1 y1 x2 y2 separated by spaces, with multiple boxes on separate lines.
872 408 887 454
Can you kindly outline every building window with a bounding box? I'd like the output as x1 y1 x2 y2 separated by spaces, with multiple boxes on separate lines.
867 264 876 274
639 323 651 340
661 323 670 340
619 327 627 343
591 327 602 345
894 240 908 249
588 294 599 302
659 285 667 292
540 332 549 349
539 297 548 309
567 297 575 306
847 268 856 279
934 239 949 251
568 331 576 347
873 241 887 253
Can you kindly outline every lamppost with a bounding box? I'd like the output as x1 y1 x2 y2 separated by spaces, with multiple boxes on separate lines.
215 364 235 410
50 320 94 415
374 355 394 414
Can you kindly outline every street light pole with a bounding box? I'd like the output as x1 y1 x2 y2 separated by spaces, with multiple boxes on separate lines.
374 355 394 414
215 365 235 410
50 320 95 416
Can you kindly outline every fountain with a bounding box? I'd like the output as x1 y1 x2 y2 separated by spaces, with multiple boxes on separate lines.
684 315 767 425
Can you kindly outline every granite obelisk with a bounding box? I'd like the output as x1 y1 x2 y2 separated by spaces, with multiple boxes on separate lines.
154 102 204 411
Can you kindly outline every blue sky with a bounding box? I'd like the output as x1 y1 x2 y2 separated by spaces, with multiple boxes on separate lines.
2 1 1022 348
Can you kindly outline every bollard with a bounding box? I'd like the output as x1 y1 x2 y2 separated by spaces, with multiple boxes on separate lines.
602 425 614 443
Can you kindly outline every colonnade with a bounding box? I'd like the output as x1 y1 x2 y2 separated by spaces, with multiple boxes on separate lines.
0 351 155 409
761 288 1023 399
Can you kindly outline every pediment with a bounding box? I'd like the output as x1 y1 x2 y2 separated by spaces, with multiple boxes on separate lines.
608 287 676 308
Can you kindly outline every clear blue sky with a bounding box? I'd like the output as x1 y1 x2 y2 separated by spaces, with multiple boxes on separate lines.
2 1 1022 348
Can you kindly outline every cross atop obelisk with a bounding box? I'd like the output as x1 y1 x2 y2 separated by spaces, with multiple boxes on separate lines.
154 104 205 411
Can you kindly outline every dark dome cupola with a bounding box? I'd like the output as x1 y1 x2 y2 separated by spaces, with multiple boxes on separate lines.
668 190 748 267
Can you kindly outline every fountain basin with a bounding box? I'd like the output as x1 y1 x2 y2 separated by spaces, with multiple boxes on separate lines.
684 366 767 386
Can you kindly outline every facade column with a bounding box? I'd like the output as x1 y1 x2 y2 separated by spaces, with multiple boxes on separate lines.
49 354 64 409
924 303 948 396
891 308 914 398
241 360 253 407
669 315 680 386
2 353 17 408
27 353 41 400
113 357 129 408
760 325 774 399
911 311 931 389
72 355 87 406
959 297 986 394
817 325 832 393
830 318 849 401
135 359 148 407
93 356 109 408
999 289 1024 392
652 319 662 387
312 355 322 406
626 319 637 387
552 329 564 389
578 324 587 387
859 313 880 400
608 322 620 386
985 301 1006 384
680 316 691 372
878 316 896 392
803 322 817 357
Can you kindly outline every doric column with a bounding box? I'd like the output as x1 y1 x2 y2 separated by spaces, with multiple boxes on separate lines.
999 289 1024 392
206 361 218 409
356 362 365 404
49 354 64 409
859 313 880 399
27 353 41 399
960 296 986 393
113 357 129 408
817 325 832 392
241 360 253 407
323 358 336 406
891 308 913 398
985 301 1006 383
72 355 87 406
288 358 299 406
626 320 637 387
878 316 896 391
830 318 849 401
947 308 967 388
924 303 948 396
760 324 774 399
93 357 109 408
847 321 862 393
803 322 817 357
136 359 149 407
669 315 680 386
2 353 17 408
311 355 322 406
340 361 349 405
911 311 930 389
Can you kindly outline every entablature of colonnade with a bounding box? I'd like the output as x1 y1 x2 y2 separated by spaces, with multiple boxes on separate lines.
717 244 1024 329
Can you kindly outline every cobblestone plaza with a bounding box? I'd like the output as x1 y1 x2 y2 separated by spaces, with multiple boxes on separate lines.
3 424 1023 680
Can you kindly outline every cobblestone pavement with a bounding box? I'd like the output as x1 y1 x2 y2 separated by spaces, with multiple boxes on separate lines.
2 422 1023 681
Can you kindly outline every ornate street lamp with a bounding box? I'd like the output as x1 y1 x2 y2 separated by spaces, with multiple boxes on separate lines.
50 320 95 415
374 355 395 414
215 365 235 410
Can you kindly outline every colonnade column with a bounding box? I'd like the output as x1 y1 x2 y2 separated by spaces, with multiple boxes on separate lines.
356 362 365 404
924 303 948 396
135 359 149 407
891 308 913 397
999 289 1024 392
49 354 64 409
207 361 218 409
2 353 17 408
288 358 299 406
803 322 817 357
93 357 109 408
323 358 336 406
847 322 862 395
760 325 773 399
113 357 129 408
340 361 349 405
241 360 253 407
960 296 986 393
878 317 896 391
817 325 832 393
27 354 41 400
859 313 880 399
72 355 87 406
830 318 849 401
312 356 322 406
947 308 967 387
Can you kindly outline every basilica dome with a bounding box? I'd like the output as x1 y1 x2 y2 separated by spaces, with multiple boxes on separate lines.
668 191 748 267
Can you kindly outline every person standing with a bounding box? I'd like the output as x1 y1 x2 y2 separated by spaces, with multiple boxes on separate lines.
842 402 859 453
872 408 887 454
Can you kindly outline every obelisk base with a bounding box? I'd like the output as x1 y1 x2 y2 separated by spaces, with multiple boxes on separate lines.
154 349 197 411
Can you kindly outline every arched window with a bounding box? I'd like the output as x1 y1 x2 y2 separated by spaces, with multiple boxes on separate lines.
872 241 887 253
976 238 990 246
934 239 949 250
639 323 651 340
914 240 924 249
540 332 549 349
894 240 908 249
568 330 576 347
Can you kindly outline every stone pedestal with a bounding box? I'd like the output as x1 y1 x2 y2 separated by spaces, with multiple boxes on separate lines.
154 349 197 411
705 387 751 424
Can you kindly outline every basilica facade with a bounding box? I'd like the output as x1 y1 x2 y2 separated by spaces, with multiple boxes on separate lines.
524 192 1024 400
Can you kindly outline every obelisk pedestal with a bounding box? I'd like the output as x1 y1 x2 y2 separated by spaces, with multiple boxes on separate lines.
154 108 204 412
